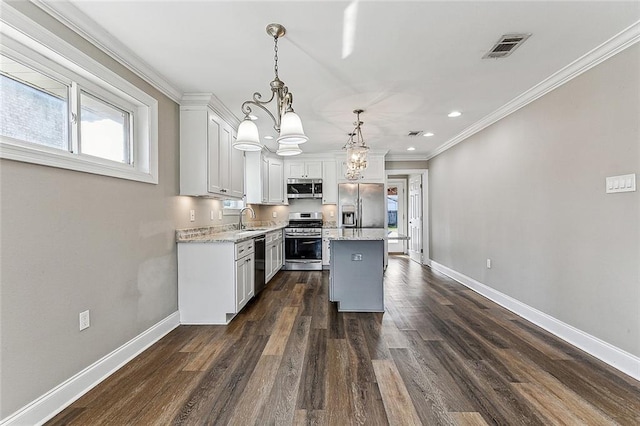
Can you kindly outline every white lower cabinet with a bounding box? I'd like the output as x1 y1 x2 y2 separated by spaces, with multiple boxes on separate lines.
235 252 254 313
266 230 284 282
322 230 331 268
178 239 254 324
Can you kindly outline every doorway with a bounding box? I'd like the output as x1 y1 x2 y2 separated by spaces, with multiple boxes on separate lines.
386 179 406 253
408 174 422 264
386 168 428 265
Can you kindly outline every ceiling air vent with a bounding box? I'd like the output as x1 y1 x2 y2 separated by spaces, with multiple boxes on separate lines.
483 33 531 59
407 131 422 137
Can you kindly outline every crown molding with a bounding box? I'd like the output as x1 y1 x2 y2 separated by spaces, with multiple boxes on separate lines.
181 93 241 127
30 0 183 103
324 149 389 156
385 154 430 162
428 19 640 161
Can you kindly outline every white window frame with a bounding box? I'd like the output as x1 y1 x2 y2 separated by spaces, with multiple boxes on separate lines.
0 5 158 184
222 199 246 215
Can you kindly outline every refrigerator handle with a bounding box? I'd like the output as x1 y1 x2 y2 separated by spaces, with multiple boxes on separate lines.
359 197 363 228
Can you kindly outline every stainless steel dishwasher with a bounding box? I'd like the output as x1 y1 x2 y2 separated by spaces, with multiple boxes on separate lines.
254 235 266 294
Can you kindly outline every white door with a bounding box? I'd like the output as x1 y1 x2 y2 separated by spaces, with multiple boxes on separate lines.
387 179 406 253
408 174 422 263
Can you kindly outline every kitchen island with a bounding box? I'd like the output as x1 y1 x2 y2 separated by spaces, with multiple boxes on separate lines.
325 229 408 312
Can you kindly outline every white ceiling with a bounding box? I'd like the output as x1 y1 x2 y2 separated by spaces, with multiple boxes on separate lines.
43 1 640 158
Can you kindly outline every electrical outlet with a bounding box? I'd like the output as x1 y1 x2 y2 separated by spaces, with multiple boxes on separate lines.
272 211 277 218
486 259 492 269
79 310 90 331
330 210 334 217
189 209 195 222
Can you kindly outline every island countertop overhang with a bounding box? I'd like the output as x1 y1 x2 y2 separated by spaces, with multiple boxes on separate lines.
323 228 409 241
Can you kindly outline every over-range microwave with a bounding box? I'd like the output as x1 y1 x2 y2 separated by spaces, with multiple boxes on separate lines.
287 178 322 199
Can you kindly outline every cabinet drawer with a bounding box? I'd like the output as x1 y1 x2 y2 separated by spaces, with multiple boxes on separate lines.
235 240 255 259
267 230 282 243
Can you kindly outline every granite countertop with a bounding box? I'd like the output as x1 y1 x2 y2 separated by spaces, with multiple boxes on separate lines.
177 222 404 243
323 228 410 241
176 222 288 243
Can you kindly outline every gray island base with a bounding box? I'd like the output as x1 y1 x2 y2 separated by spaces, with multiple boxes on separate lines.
329 237 385 312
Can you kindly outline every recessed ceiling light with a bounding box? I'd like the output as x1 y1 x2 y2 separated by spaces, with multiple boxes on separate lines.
248 114 258 121
448 111 462 118
407 147 416 151
423 132 434 137
264 135 274 140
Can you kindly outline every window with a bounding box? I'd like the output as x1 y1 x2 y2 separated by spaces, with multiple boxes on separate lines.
0 7 158 184
223 199 246 215
0 55 69 150
79 90 131 163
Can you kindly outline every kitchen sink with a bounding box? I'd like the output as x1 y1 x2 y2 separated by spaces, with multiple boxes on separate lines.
235 228 268 236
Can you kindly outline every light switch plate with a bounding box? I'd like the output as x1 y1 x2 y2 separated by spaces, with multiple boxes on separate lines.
606 174 636 193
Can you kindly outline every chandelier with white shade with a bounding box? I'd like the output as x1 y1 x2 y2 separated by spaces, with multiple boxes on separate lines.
343 109 369 180
234 23 308 155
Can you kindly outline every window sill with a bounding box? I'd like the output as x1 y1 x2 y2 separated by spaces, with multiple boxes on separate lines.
0 138 158 184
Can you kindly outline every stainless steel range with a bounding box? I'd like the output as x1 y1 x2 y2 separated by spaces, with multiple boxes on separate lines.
284 212 323 271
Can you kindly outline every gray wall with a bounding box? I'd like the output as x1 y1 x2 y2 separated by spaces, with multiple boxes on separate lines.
428 43 639 356
0 2 222 418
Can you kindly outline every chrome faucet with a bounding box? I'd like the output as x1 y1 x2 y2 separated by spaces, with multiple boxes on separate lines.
238 207 256 230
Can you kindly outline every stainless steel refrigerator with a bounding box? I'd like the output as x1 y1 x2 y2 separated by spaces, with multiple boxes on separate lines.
338 183 386 229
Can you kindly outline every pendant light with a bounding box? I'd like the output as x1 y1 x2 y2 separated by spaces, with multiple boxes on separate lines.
235 23 308 155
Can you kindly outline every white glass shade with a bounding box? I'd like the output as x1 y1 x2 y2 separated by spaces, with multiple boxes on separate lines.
276 143 302 156
234 119 262 151
277 111 308 145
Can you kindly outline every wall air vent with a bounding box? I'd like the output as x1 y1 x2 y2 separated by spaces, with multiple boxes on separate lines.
483 33 531 59
407 131 422 137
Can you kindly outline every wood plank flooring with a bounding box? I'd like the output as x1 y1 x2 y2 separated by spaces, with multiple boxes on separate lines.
48 256 640 425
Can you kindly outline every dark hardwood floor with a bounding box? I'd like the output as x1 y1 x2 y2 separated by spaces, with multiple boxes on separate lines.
48 256 640 425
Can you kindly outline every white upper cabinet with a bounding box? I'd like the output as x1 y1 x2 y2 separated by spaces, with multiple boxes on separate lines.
338 153 386 183
268 157 284 203
209 115 231 193
286 160 323 179
229 136 245 198
180 102 244 198
245 151 285 204
322 160 337 204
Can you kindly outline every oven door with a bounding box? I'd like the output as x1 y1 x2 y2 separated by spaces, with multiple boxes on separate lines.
284 235 322 270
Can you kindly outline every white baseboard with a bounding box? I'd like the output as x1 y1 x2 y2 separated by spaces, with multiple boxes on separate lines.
1 311 180 426
429 261 640 381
